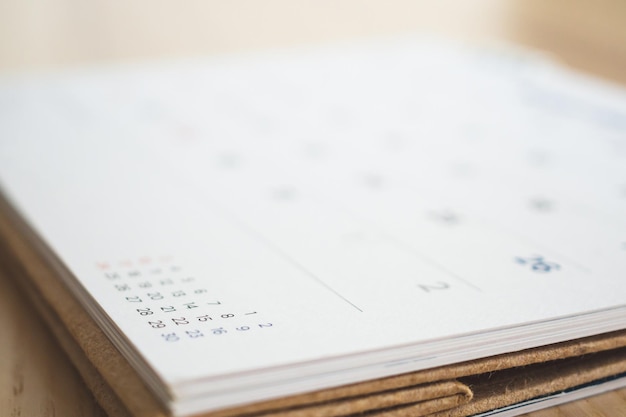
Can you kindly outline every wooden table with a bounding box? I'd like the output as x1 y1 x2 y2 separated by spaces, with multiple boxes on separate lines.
1 1 625 416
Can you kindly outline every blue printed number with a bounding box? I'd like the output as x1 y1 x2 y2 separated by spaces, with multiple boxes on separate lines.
515 255 560 273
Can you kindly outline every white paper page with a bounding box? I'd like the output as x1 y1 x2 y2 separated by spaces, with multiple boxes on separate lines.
0 38 625 413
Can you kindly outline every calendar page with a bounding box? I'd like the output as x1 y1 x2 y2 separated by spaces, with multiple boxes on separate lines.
0 38 625 415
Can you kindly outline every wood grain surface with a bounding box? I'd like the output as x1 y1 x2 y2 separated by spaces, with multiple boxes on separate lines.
0 1 625 416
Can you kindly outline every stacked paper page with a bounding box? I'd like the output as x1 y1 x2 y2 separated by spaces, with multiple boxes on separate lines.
0 38 625 416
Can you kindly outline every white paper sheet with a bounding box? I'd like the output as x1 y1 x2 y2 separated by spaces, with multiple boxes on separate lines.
0 38 625 415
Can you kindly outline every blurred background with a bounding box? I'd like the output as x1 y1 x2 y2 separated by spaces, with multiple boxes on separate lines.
0 0 625 84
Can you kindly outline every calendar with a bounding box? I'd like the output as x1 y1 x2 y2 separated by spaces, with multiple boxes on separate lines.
0 38 625 415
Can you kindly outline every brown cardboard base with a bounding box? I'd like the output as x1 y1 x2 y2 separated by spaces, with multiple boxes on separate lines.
452 349 626 417
1 199 626 417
